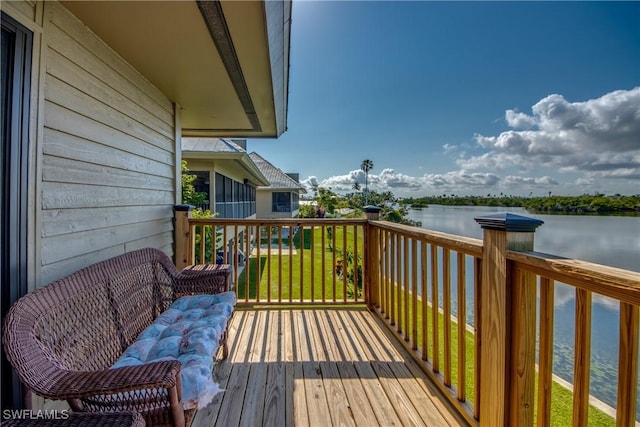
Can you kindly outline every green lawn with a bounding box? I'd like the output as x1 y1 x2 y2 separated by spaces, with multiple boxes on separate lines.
237 225 617 426
237 225 363 302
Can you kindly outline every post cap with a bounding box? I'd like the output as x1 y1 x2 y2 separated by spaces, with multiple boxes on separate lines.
174 204 194 212
363 205 383 213
474 213 543 232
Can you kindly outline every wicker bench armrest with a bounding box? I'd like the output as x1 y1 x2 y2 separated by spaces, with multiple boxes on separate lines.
174 265 231 295
45 360 181 400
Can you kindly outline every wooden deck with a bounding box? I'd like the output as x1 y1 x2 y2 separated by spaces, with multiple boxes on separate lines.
192 306 466 427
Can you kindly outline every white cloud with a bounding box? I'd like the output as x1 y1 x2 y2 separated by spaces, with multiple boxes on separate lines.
505 109 536 129
423 170 501 188
459 87 640 179
300 176 319 192
502 175 558 187
371 168 422 189
303 88 638 197
442 143 457 154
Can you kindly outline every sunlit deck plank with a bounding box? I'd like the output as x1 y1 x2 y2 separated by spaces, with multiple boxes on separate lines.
192 307 465 427
327 310 403 426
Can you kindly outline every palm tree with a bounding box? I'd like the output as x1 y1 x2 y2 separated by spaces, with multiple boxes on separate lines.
360 159 374 204
352 181 361 192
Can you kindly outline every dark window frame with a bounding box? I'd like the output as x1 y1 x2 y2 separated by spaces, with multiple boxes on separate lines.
272 192 292 213
1 12 32 411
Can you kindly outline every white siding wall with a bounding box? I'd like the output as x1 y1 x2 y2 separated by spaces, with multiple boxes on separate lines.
39 2 177 283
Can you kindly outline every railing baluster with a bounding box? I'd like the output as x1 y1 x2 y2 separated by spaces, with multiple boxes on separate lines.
332 225 336 302
256 226 261 302
199 224 206 263
343 225 348 302
289 225 293 303
297 224 303 301
278 225 283 303
354 225 359 302
474 257 481 420
431 244 440 373
385 230 391 318
390 232 396 326
573 288 593 427
457 252 466 402
411 238 418 350
244 225 250 302
421 240 429 361
404 234 409 341
321 224 326 303
397 233 403 332
617 302 639 427
509 265 537 426
310 225 315 302
223 225 228 264
233 225 239 289
537 277 554 427
267 226 272 303
443 248 451 386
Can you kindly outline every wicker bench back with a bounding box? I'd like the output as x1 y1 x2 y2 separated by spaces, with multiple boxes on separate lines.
3 248 180 396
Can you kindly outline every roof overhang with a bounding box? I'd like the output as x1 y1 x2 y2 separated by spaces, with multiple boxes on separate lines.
183 151 270 187
257 186 307 194
61 0 291 138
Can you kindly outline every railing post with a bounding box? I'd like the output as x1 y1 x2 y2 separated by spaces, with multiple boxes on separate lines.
364 206 382 310
174 204 194 270
474 213 543 427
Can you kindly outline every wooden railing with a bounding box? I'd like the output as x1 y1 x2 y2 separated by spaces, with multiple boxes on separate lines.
366 220 483 425
173 207 640 426
174 213 367 304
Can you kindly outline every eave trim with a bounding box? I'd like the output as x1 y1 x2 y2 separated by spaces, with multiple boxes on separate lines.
197 0 262 132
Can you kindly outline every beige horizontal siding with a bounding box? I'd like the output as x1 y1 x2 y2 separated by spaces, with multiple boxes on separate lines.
2 0 37 23
40 2 177 281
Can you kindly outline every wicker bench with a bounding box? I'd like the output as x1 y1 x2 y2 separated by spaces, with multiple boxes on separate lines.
3 248 234 427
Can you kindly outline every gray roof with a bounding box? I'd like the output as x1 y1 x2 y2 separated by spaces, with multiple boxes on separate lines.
181 138 269 186
182 138 245 153
249 152 306 192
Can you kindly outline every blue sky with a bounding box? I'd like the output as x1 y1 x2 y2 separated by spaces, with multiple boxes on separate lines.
249 1 640 197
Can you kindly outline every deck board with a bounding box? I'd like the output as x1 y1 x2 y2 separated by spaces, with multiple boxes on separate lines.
192 307 466 427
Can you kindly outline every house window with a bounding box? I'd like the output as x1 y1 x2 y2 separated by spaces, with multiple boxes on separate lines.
214 172 256 218
272 192 291 212
1 12 32 410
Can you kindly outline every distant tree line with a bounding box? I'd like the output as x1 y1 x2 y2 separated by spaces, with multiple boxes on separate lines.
401 194 640 215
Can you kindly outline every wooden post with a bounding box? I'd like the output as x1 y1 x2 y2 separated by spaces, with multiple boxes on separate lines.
174 204 193 270
474 213 543 427
364 206 382 310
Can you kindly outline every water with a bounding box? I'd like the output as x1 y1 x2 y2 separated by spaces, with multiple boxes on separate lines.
407 205 640 416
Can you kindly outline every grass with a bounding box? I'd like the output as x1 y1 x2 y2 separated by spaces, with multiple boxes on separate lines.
236 225 618 426
237 225 363 302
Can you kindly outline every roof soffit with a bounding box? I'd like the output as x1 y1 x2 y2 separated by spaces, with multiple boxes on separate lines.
60 0 287 138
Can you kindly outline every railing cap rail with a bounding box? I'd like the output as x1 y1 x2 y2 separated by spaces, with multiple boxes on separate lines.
474 212 544 232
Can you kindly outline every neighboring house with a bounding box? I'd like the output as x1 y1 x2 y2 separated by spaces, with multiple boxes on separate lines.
182 138 269 218
249 152 307 218
1 0 291 410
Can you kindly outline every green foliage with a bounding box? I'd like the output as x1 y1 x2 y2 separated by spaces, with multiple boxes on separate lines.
335 249 363 298
192 208 220 264
298 204 318 218
181 161 207 205
316 187 349 214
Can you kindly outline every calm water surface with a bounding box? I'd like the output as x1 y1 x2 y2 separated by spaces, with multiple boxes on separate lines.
408 205 640 415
